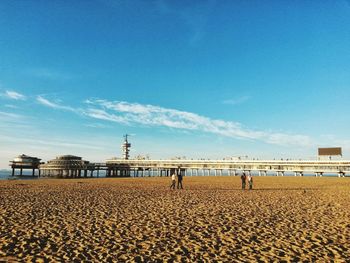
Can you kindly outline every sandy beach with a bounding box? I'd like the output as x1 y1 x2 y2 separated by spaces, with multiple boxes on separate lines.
0 176 349 262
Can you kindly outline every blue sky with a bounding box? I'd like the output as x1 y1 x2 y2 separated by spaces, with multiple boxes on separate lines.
1 0 350 168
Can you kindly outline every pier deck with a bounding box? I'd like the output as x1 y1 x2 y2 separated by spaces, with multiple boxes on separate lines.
105 159 350 177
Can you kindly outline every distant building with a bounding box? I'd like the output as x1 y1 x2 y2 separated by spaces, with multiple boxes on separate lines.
40 155 94 178
10 154 41 177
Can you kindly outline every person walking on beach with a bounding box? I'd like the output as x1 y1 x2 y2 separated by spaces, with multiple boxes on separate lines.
170 171 176 190
177 169 183 189
241 172 247 190
247 174 253 190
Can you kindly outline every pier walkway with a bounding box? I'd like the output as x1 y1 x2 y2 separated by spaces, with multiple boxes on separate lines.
104 159 350 177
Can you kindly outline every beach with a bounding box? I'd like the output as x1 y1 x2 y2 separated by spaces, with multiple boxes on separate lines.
0 176 349 262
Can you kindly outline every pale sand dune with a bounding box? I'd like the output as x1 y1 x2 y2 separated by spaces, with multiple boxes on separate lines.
0 177 349 262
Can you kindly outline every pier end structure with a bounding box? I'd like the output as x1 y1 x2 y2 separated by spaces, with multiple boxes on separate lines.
10 154 42 177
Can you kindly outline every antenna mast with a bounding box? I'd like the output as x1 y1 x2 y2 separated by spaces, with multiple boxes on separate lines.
122 134 131 160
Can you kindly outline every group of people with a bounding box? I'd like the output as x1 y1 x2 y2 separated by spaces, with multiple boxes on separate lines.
240 172 253 190
170 170 183 190
169 169 253 190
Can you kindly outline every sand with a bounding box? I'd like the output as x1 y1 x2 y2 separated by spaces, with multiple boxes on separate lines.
0 176 349 262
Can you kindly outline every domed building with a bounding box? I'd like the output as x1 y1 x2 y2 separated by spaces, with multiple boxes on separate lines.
40 155 94 178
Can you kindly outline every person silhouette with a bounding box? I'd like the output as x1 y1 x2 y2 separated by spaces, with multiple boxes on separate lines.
247 174 253 190
241 172 247 190
170 171 176 190
177 169 183 189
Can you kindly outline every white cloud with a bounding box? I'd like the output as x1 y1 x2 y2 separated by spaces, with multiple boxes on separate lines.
84 123 110 129
265 133 313 147
4 104 18 109
3 90 26 100
36 96 77 112
18 94 322 149
0 112 35 139
0 134 104 151
25 68 73 80
84 99 314 147
0 111 24 121
37 96 60 108
222 95 251 105
85 108 129 124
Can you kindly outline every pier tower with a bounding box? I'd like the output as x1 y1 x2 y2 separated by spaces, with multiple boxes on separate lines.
122 134 131 160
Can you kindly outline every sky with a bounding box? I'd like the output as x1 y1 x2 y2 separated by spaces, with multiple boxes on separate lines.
1 0 350 168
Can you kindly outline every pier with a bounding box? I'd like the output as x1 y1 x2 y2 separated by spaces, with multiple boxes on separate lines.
104 137 349 177
8 137 350 178
8 158 350 178
105 159 350 177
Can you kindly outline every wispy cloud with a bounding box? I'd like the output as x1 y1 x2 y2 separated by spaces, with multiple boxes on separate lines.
84 123 110 129
2 90 26 100
0 134 104 150
0 111 24 121
222 96 251 106
25 68 74 80
4 104 18 109
36 96 77 112
28 95 318 148
0 111 33 130
84 99 314 147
